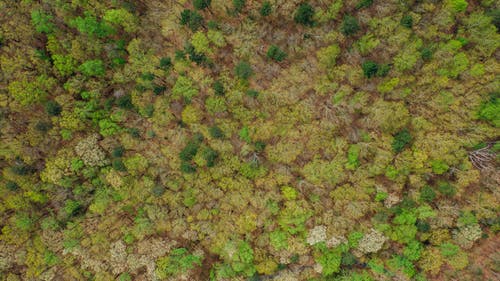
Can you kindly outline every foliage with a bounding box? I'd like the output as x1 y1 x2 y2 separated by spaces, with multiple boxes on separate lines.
260 1 272 17
31 10 55 34
156 248 203 278
193 0 211 10
340 15 360 36
79 60 106 77
266 45 287 62
294 3 315 26
234 61 253 80
180 9 204 31
392 129 412 153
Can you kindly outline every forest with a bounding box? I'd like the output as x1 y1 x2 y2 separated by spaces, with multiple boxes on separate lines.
0 0 499 280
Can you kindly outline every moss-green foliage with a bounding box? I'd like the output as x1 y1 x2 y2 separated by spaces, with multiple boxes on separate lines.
315 243 343 276
234 61 253 80
172 76 199 102
340 15 360 36
266 45 287 62
79 60 106 77
294 3 315 26
193 0 211 10
70 12 114 38
31 10 55 34
392 129 412 153
156 248 203 278
180 9 204 31
260 1 272 17
477 92 499 127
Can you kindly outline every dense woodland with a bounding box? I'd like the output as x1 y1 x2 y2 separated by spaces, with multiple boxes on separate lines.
0 0 499 280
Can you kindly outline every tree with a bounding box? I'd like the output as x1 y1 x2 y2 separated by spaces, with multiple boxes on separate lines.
340 15 360 36
31 10 55 34
266 45 287 62
193 0 211 10
260 1 272 17
294 3 315 26
392 129 412 153
180 9 204 31
235 61 253 80
233 0 246 13
79 60 106 77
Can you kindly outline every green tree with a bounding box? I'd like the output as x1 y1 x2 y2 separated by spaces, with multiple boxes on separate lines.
260 1 272 17
79 60 106 77
340 15 360 36
31 10 55 34
266 45 287 62
294 3 315 26
193 0 211 10
235 61 253 80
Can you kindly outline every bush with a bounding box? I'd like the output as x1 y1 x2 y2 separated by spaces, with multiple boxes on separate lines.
266 45 287 62
193 0 211 10
294 3 315 26
477 92 499 127
180 9 204 31
421 47 433 61
156 248 203 278
233 0 246 13
356 0 373 9
420 186 436 202
260 1 272 17
31 10 55 34
180 161 197 173
437 181 456 197
213 80 225 96
431 160 449 175
340 15 360 36
6 181 19 191
235 61 253 80
112 159 127 171
45 100 62 116
392 129 412 153
209 126 224 138
202 147 218 167
401 15 413 28
447 0 468 12
79 60 106 77
362 61 378 78
246 89 259 98
180 141 200 161
159 57 172 70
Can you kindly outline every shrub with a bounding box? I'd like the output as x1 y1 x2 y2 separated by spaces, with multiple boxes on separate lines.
71 13 114 38
340 15 360 36
294 3 315 26
477 92 499 127
345 144 360 170
362 61 378 78
180 161 197 173
233 0 246 13
401 15 413 28
266 45 287 62
116 94 133 109
421 47 433 61
31 10 55 34
172 76 199 102
269 230 288 250
209 126 224 138
45 100 62 116
156 248 203 278
159 57 172 70
180 9 204 31
431 160 449 175
52 54 77 76
437 181 456 197
420 185 436 202
180 140 200 161
213 80 225 96
440 242 459 257
6 181 19 191
447 0 468 12
246 89 259 98
193 0 211 10
317 44 340 68
202 147 218 167
79 60 106 77
315 244 342 276
392 129 412 153
235 61 253 80
112 159 127 171
260 1 272 17
356 0 373 9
